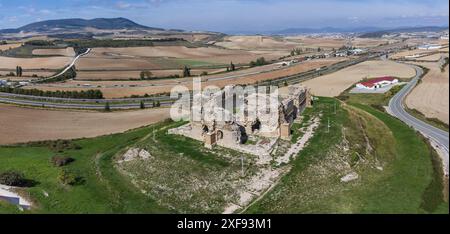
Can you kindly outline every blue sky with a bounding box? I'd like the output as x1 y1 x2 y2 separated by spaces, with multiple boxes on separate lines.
0 0 448 32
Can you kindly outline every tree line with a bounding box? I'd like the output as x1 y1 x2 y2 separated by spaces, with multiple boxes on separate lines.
38 66 77 83
249 57 269 67
0 87 104 99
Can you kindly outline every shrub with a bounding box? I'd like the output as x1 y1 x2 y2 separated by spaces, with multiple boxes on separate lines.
58 169 78 186
249 57 268 67
336 95 349 101
51 156 75 167
0 171 26 187
49 140 82 152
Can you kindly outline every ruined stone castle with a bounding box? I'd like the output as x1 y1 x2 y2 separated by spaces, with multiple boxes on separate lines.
169 85 312 158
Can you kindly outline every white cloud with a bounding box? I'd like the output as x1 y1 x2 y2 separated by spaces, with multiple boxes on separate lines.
116 1 131 9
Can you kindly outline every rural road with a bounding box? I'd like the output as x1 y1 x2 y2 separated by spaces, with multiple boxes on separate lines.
388 64 449 176
30 48 91 83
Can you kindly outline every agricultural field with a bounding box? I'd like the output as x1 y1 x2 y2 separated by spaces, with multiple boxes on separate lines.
406 61 450 124
74 45 282 74
390 49 435 59
216 36 301 51
0 56 71 70
284 36 394 50
32 47 75 57
439 47 449 53
28 57 346 98
0 104 170 145
0 71 54 78
298 60 416 97
418 53 450 61
0 43 22 51
76 68 226 80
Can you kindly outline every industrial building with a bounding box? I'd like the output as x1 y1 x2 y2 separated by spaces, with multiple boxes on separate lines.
356 77 399 90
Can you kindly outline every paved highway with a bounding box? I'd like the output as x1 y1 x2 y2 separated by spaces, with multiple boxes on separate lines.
1 53 379 108
0 96 173 109
388 64 449 176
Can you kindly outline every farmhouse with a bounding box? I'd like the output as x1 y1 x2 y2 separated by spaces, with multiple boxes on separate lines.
356 76 399 90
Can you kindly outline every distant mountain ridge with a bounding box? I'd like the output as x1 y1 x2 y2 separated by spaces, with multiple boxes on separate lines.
0 17 166 34
228 26 449 36
359 26 449 38
274 26 384 35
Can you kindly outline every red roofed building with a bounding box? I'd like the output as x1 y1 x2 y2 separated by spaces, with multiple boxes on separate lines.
356 76 399 90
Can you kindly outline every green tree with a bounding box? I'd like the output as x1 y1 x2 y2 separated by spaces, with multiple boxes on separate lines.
16 66 22 77
230 61 236 71
0 171 26 186
140 101 145 109
58 169 77 186
183 66 191 77
140 70 153 79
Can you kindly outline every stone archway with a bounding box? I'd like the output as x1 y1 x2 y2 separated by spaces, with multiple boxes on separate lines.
251 119 261 132
202 125 209 134
217 130 224 140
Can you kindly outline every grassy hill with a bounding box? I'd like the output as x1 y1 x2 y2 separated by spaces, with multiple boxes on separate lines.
246 95 447 214
0 95 447 214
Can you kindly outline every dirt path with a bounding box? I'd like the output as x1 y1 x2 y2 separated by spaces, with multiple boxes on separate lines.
223 117 321 214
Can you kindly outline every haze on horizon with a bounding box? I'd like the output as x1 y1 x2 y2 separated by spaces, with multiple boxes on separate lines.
0 0 448 33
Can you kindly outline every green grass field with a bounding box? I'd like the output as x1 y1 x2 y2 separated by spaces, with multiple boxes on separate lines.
0 94 447 214
0 120 258 214
405 107 449 132
246 96 448 214
0 127 168 213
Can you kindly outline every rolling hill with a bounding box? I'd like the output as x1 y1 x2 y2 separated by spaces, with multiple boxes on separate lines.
0 17 165 33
